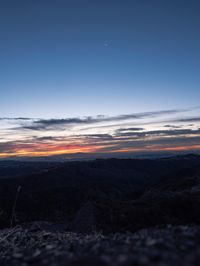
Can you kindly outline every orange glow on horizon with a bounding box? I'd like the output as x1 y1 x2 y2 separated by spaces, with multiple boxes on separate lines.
0 143 200 158
111 144 200 154
0 144 98 158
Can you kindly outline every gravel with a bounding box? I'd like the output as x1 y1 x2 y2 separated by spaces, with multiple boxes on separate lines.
0 224 200 266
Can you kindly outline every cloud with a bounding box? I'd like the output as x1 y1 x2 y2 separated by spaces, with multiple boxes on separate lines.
78 134 113 140
1 107 200 157
1 126 200 157
34 136 61 141
15 108 188 131
115 128 200 138
164 125 182 129
116 127 144 132
97 136 200 153
173 117 200 123
0 117 32 121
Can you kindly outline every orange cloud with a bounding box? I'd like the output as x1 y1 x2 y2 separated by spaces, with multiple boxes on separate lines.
109 144 200 154
0 139 200 158
0 143 97 158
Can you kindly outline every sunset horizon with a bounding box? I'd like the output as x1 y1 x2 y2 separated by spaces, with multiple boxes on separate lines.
1 107 200 158
1 0 200 158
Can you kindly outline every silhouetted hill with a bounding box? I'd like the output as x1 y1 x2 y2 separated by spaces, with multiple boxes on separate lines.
0 160 61 178
0 154 200 231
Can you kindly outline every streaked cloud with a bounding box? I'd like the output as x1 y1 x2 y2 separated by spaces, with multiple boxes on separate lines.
10 108 188 131
0 107 200 158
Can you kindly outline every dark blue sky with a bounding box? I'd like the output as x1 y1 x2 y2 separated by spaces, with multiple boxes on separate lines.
0 0 200 117
1 1 200 157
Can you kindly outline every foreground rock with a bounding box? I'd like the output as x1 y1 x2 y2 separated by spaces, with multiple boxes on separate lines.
0 224 200 265
71 201 97 233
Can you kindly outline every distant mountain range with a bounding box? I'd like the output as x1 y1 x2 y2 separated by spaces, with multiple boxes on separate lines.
1 154 200 231
1 151 200 162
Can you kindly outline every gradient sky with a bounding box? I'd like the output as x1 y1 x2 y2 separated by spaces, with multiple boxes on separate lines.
0 0 200 157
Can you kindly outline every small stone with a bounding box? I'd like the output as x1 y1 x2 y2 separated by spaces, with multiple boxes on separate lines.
45 244 54 250
13 253 23 259
33 249 41 257
146 238 157 246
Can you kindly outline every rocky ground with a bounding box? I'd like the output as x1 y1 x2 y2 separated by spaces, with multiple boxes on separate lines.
0 223 200 266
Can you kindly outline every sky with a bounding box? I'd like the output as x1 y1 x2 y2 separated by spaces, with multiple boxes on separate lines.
0 0 200 158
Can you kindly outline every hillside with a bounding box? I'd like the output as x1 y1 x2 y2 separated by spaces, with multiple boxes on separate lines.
0 155 200 231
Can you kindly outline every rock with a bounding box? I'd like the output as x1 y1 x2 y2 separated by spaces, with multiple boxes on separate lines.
71 201 97 233
13 253 23 259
